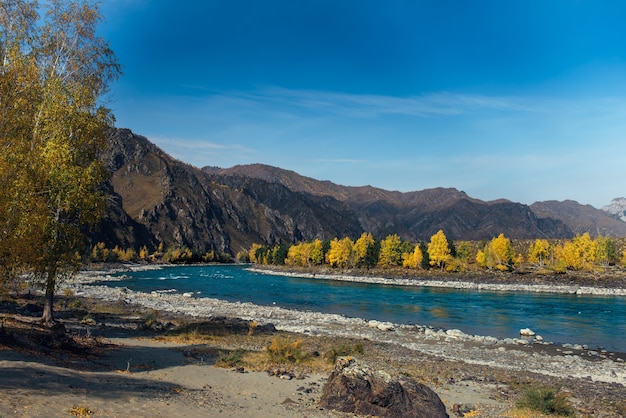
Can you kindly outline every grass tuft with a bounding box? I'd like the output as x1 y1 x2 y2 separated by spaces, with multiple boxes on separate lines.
266 336 309 364
323 342 364 364
215 349 246 368
515 385 576 416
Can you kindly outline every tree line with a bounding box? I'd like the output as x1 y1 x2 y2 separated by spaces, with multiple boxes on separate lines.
89 242 233 264
241 231 626 274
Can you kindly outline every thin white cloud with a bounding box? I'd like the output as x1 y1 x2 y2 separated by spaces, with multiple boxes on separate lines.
218 87 531 119
148 135 256 168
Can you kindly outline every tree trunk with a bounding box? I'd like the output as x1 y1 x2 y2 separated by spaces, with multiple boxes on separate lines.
42 270 55 324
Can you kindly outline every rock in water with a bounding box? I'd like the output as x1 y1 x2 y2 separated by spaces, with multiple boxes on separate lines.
319 357 449 418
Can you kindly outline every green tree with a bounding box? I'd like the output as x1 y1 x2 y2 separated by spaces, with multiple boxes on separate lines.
427 230 451 270
455 241 472 262
419 242 430 269
0 0 120 323
594 235 616 267
271 244 289 265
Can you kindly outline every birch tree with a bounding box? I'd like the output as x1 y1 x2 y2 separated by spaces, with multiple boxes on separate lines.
0 0 120 323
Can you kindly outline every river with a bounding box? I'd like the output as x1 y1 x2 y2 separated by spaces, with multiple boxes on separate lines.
99 264 626 352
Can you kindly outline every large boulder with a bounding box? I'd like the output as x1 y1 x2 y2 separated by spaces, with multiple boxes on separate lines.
319 357 449 418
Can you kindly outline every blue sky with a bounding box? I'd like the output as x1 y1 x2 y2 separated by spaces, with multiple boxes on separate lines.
98 1 626 208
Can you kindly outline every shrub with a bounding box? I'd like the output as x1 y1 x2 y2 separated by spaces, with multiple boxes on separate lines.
323 342 364 364
69 405 93 417
516 385 575 416
215 349 246 368
142 308 159 329
266 336 309 363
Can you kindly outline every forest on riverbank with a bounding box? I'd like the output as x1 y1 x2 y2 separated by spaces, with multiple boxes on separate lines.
87 230 626 285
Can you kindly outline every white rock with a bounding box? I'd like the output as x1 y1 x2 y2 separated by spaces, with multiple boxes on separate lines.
445 329 466 339
520 328 536 336
377 322 395 331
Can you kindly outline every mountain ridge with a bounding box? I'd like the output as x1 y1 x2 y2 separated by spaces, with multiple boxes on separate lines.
94 128 625 254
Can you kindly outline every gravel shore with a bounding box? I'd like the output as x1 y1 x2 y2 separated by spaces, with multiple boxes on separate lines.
69 267 626 385
2 264 625 417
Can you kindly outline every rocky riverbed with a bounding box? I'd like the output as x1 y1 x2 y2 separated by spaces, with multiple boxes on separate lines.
69 267 626 387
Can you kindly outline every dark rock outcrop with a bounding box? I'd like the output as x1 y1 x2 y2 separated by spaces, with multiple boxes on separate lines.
319 357 449 418
98 128 362 254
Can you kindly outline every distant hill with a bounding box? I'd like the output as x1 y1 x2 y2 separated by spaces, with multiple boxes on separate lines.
530 200 626 237
93 128 625 254
205 163 572 241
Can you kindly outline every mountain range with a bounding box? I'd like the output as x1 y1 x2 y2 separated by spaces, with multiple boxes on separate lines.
92 128 626 255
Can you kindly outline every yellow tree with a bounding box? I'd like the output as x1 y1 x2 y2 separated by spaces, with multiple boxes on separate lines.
378 234 403 267
248 243 265 264
286 242 314 267
428 230 451 269
528 239 550 268
326 237 354 268
310 239 325 265
0 0 41 285
487 233 514 271
0 0 120 323
285 242 303 266
353 232 374 266
555 233 597 271
402 244 423 269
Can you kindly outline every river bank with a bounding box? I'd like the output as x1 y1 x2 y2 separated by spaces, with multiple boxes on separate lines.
68 267 626 382
2 264 626 416
248 265 626 296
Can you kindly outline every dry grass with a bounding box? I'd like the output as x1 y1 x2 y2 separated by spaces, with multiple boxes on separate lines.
69 405 93 417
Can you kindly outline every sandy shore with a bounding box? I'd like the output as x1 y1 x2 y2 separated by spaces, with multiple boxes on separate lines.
0 333 335 418
1 265 625 417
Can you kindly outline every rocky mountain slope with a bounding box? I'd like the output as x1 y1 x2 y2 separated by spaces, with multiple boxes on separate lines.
206 163 572 241
530 200 626 237
93 129 362 254
93 128 624 254
602 197 626 223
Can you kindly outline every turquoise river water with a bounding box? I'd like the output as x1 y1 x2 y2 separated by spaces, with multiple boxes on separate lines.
102 265 626 352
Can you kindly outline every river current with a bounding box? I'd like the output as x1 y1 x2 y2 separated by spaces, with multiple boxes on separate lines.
102 265 626 352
